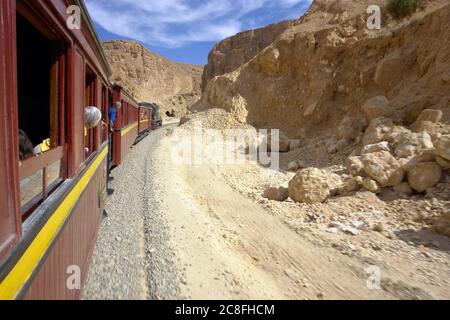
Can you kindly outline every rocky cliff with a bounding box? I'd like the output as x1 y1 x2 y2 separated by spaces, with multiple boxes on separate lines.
103 40 203 117
196 0 450 139
201 20 294 91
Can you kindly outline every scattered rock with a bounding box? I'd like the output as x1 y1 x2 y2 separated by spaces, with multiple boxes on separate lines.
361 151 404 187
341 176 363 194
435 134 450 161
362 177 381 194
361 96 397 123
433 211 450 237
408 162 442 193
363 117 394 146
411 109 443 131
288 168 331 204
267 130 291 152
393 182 414 196
289 139 302 150
287 160 305 172
372 223 384 233
346 156 366 177
399 149 436 172
436 156 450 171
337 116 366 141
393 132 433 159
341 225 361 236
263 187 289 202
361 141 392 155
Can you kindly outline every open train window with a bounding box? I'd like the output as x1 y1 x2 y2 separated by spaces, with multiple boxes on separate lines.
85 67 96 158
101 85 108 143
16 11 67 220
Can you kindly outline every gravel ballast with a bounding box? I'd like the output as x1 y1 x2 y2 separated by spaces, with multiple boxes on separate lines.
82 126 182 300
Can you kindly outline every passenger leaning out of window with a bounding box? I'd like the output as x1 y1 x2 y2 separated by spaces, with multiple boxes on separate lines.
108 102 121 132
84 106 103 155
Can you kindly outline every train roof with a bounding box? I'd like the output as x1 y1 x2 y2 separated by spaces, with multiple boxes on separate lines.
76 0 111 78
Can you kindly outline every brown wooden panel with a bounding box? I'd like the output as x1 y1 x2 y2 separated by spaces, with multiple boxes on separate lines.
23 155 107 300
0 0 21 260
68 48 85 177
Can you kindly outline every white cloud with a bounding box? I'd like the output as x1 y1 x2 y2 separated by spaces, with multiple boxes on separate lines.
85 0 312 48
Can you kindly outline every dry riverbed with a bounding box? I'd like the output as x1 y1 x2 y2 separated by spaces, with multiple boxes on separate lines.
83 124 450 300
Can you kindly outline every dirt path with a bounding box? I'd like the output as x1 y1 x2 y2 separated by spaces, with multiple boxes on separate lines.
84 124 449 300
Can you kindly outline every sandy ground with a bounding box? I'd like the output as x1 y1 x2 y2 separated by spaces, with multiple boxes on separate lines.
83 124 450 300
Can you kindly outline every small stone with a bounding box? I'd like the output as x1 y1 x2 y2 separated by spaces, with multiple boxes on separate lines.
372 223 384 233
287 161 299 172
393 182 413 196
263 187 289 202
352 220 366 229
326 227 339 234
342 226 361 236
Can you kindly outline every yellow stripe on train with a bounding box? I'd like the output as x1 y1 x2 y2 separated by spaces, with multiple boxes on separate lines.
121 122 138 137
0 147 108 300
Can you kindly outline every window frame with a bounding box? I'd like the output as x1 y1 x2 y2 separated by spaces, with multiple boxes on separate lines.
16 2 69 220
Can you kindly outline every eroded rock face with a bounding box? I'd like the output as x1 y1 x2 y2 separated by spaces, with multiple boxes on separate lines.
288 168 331 204
361 151 404 187
408 162 443 193
201 20 293 91
103 40 203 117
195 1 450 140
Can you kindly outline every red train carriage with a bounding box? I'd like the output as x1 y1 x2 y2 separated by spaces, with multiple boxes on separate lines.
110 85 140 167
0 0 111 299
138 104 153 135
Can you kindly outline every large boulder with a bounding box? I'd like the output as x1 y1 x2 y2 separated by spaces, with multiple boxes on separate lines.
411 109 443 132
361 151 404 187
361 96 397 123
363 117 394 146
288 168 331 204
408 162 442 193
435 134 450 161
263 187 289 202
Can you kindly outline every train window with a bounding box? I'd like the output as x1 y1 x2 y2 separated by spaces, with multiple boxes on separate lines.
16 12 67 219
85 67 96 158
101 85 108 143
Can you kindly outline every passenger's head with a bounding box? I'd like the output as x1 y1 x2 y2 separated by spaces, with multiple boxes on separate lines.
19 129 34 161
85 106 103 129
115 102 122 110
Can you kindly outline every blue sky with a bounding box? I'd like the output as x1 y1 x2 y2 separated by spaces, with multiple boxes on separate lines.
86 0 312 65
